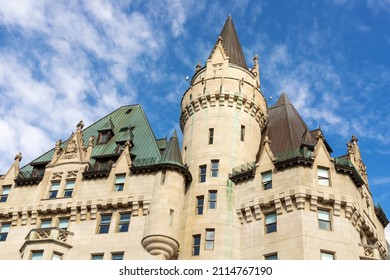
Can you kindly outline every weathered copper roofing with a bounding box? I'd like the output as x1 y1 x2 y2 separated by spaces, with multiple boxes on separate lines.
209 16 248 69
267 93 318 156
159 130 184 166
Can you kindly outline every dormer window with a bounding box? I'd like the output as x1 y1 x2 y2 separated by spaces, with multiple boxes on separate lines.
97 131 112 144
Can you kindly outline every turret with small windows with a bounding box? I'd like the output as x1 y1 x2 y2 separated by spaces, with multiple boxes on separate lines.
179 16 268 259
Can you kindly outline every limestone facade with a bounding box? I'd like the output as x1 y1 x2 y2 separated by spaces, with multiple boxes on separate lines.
0 17 388 260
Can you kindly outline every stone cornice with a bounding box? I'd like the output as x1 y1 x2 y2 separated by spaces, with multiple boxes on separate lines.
180 91 267 131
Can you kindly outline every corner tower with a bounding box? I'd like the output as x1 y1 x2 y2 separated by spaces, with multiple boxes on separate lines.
179 16 267 259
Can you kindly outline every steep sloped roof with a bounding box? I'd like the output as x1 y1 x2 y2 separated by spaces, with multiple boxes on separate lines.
159 130 184 166
20 105 161 172
267 93 318 156
209 16 248 69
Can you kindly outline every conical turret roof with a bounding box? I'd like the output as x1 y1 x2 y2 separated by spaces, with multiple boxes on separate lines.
267 93 317 155
159 130 184 166
209 16 248 69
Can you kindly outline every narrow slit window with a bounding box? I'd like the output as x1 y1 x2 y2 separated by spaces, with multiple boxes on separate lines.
192 234 201 256
262 171 272 190
208 190 217 209
240 125 245 141
209 128 214 145
196 196 204 215
211 160 219 177
199 165 207 183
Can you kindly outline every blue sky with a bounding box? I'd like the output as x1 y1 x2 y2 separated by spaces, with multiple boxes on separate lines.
0 0 389 239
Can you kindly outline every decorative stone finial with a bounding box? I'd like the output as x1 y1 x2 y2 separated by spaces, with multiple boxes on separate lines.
195 63 202 72
14 152 23 161
88 135 95 147
77 120 84 131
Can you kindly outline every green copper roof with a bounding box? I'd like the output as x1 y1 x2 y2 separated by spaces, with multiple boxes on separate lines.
20 105 162 172
159 130 184 166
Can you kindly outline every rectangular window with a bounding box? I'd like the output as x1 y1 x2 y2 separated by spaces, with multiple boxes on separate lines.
262 171 272 190
208 190 217 209
114 174 126 191
117 213 130 233
196 196 204 215
320 251 335 260
211 160 219 177
0 185 11 202
31 250 44 260
63 180 75 197
40 219 52 228
205 229 215 250
209 128 214 144
51 252 63 260
318 210 331 231
240 125 245 141
161 170 166 185
48 182 60 199
265 213 277 234
0 222 11 242
58 218 69 230
318 167 330 186
192 234 201 256
264 253 278 260
111 252 124 260
98 214 112 234
91 253 104 260
199 165 207 183
169 209 174 226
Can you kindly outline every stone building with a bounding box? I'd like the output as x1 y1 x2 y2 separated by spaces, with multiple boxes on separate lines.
0 16 388 260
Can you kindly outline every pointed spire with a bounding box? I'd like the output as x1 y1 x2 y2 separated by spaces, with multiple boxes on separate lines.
159 130 184 166
209 16 248 69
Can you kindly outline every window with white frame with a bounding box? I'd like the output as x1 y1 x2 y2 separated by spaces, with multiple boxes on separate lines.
196 196 204 215
262 171 272 190
51 252 63 260
265 213 277 234
48 182 60 199
63 180 75 197
58 217 69 230
98 214 112 234
192 234 201 256
40 219 52 228
31 250 44 260
208 190 217 209
211 160 219 177
205 229 215 250
318 209 332 231
199 165 207 183
318 167 330 186
0 185 11 202
91 253 104 260
320 251 335 260
0 222 11 242
117 213 130 233
114 174 125 191
111 252 124 260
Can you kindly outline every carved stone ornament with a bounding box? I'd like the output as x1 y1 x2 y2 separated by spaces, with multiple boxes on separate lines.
63 139 78 159
347 135 367 180
364 248 374 257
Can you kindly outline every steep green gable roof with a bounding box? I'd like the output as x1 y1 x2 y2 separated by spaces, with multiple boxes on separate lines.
20 105 161 172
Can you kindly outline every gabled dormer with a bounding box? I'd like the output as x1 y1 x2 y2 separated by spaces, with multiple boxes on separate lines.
97 118 115 145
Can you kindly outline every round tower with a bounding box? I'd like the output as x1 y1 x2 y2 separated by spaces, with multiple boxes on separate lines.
141 131 191 259
179 16 268 259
